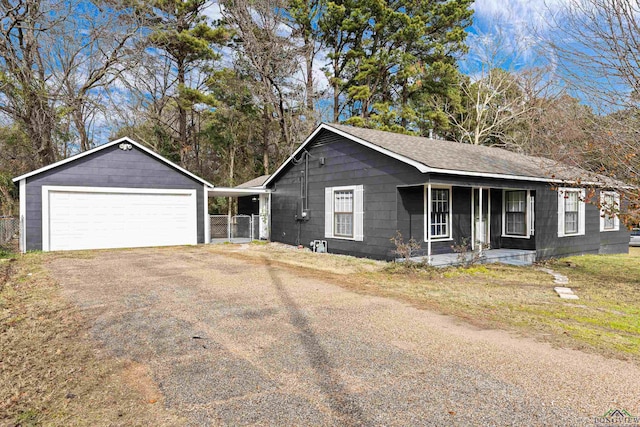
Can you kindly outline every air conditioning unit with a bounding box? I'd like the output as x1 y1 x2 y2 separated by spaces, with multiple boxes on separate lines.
310 240 328 253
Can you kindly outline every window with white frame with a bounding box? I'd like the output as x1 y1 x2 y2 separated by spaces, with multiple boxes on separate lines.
600 191 620 232
430 188 450 238
325 185 364 241
558 188 585 237
334 190 354 237
504 190 527 236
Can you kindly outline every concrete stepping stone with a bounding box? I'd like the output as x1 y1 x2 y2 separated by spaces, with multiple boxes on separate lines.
554 286 579 300
538 267 577 299
538 267 569 285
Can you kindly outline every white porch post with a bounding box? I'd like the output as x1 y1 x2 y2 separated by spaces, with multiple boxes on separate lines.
19 179 25 253
204 185 210 244
268 192 272 241
426 183 432 265
478 187 483 256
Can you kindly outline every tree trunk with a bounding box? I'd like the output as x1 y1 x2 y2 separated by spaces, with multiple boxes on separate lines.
227 143 235 218
263 107 270 174
177 57 188 167
72 102 91 151
333 55 340 122
304 33 314 113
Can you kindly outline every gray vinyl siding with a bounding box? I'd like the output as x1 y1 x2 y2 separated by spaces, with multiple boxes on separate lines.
269 129 426 259
269 129 629 260
24 144 205 251
534 187 629 259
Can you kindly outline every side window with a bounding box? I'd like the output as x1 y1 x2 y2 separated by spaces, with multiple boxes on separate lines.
558 188 585 237
325 185 363 241
600 191 620 232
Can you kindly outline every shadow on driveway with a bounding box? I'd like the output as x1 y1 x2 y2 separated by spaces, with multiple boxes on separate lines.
263 256 368 426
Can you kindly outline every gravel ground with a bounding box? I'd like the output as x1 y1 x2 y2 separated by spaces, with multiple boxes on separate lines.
47 246 640 426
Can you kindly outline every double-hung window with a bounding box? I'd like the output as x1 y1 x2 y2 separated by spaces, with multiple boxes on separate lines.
430 188 451 239
564 192 579 234
334 190 354 237
504 190 527 236
558 188 585 237
600 191 620 232
325 185 364 241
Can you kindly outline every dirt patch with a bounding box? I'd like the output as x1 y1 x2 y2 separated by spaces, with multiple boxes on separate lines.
209 242 640 363
41 245 640 425
121 362 164 404
0 253 185 426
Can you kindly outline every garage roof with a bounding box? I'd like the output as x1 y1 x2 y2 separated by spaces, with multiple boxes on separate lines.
12 137 214 188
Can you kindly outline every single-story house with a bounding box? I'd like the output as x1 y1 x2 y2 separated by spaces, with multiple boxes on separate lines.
13 137 214 252
262 123 629 261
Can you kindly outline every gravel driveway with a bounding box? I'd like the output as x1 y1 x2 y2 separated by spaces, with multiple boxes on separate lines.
47 246 640 426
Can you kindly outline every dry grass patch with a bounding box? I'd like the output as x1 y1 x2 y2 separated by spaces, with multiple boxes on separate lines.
0 252 184 426
214 243 640 363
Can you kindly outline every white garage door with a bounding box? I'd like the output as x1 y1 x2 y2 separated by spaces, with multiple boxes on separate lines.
43 186 197 251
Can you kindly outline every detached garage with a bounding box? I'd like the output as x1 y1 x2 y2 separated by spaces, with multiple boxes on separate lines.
13 137 213 252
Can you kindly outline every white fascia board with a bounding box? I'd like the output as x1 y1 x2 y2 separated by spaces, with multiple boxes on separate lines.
208 187 271 197
12 137 214 188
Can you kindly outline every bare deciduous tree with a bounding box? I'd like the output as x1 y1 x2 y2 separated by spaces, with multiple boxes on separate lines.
0 0 146 165
547 0 640 223
443 27 539 146
222 0 309 173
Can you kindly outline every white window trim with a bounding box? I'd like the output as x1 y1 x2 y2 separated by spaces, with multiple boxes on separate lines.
324 185 364 241
501 189 533 239
424 185 453 242
41 185 198 252
600 191 620 232
557 187 586 237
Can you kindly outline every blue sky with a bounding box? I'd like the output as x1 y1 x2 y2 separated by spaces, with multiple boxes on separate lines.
464 0 563 71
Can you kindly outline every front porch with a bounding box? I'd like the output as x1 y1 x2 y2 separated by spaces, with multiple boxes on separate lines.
407 248 537 267
397 183 536 266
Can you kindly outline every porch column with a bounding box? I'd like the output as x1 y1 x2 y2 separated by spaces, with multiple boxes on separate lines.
426 183 432 265
204 185 210 244
478 187 483 256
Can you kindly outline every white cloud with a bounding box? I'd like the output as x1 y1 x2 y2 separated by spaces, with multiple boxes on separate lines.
464 0 571 73
202 1 224 24
472 0 567 29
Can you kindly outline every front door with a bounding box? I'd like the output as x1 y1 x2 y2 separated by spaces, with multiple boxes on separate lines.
473 188 490 249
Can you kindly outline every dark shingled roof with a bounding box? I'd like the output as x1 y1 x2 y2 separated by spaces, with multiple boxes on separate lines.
325 123 591 182
236 174 270 188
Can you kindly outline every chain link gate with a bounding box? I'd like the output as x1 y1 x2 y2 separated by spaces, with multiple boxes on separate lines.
209 214 255 243
231 215 252 241
0 217 18 245
210 215 230 240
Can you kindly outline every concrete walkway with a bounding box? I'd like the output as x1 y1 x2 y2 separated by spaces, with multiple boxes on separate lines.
47 247 640 426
